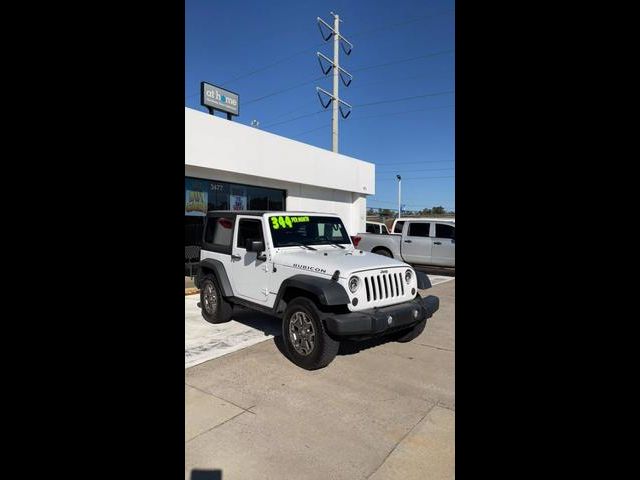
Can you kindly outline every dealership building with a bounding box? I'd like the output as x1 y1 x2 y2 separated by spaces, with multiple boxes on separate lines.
185 107 375 260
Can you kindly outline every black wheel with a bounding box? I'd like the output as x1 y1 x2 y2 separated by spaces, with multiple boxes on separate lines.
396 317 427 343
282 297 340 370
199 274 232 324
373 248 393 258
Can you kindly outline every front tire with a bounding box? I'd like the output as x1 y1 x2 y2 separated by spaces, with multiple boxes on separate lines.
199 274 232 324
282 298 340 370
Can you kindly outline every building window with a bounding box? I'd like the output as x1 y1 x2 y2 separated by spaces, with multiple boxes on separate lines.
185 177 285 217
185 177 285 251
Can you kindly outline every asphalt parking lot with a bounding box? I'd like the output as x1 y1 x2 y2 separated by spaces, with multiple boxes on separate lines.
185 279 455 479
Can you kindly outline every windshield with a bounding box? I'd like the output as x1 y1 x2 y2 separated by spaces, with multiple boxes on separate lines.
268 215 352 248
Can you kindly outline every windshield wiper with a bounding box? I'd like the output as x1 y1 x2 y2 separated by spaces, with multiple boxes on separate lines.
281 241 317 251
318 236 346 249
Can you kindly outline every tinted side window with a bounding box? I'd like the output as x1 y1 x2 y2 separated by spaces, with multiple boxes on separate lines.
237 219 264 249
204 216 235 249
394 221 405 233
435 224 455 239
408 222 430 237
366 223 377 234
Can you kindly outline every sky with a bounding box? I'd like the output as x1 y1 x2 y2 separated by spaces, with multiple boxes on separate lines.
185 0 455 212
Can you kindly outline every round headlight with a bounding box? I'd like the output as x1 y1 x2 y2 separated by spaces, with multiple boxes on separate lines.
405 269 413 284
348 276 360 293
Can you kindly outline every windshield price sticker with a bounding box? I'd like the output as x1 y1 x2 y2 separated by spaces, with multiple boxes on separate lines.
270 215 310 230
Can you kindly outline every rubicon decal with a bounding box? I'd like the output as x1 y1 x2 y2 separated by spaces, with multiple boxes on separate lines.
292 263 327 274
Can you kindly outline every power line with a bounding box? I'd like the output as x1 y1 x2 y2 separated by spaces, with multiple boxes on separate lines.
220 45 324 87
283 104 454 141
240 71 451 112
354 90 453 108
262 109 329 129
353 104 454 120
186 48 454 103
351 49 454 74
244 75 325 105
356 71 444 89
376 167 454 173
262 89 453 130
376 160 453 165
378 175 455 181
183 44 327 102
184 8 453 100
204 14 451 89
349 10 454 39
264 100 318 122
290 123 331 137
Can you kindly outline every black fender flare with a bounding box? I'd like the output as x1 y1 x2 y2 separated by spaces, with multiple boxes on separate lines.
197 258 234 297
274 274 350 313
416 271 432 290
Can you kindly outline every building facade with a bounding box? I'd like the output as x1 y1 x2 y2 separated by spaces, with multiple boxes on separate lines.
185 108 375 255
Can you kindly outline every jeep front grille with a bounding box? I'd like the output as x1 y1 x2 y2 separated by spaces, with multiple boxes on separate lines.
363 271 405 303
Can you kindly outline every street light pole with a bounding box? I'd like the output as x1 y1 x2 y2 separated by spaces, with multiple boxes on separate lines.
396 175 402 219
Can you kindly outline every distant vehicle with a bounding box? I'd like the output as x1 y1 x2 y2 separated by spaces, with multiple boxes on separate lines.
354 218 455 267
365 221 390 235
391 217 455 235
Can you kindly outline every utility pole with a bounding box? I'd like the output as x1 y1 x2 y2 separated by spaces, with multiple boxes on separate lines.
332 13 340 152
316 12 353 153
397 175 402 219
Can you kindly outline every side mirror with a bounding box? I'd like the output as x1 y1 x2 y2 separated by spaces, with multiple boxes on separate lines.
246 239 265 253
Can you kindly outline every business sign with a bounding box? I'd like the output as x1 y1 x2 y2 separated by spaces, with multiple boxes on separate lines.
201 82 239 117
185 190 208 217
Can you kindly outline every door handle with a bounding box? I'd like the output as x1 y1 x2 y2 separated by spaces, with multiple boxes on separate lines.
231 254 241 261
433 241 442 245
404 239 412 243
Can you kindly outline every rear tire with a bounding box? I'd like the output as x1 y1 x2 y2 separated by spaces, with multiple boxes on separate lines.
396 317 427 343
282 297 340 370
373 248 393 258
199 274 233 324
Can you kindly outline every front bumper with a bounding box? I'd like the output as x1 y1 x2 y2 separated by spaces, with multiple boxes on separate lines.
322 295 439 337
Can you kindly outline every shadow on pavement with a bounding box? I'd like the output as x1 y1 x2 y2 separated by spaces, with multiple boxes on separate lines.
223 296 426 364
273 324 401 364
230 307 281 337
338 334 401 355
190 470 222 480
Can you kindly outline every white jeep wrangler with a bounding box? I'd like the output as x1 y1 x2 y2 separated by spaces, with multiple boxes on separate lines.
195 211 440 370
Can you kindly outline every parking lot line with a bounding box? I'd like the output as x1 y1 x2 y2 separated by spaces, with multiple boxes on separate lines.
185 295 279 369
428 276 455 286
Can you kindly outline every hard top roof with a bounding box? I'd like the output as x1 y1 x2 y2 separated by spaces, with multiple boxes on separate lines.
205 210 341 217
394 217 455 223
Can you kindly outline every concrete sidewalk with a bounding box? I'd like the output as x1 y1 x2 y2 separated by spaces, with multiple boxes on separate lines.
185 280 454 479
